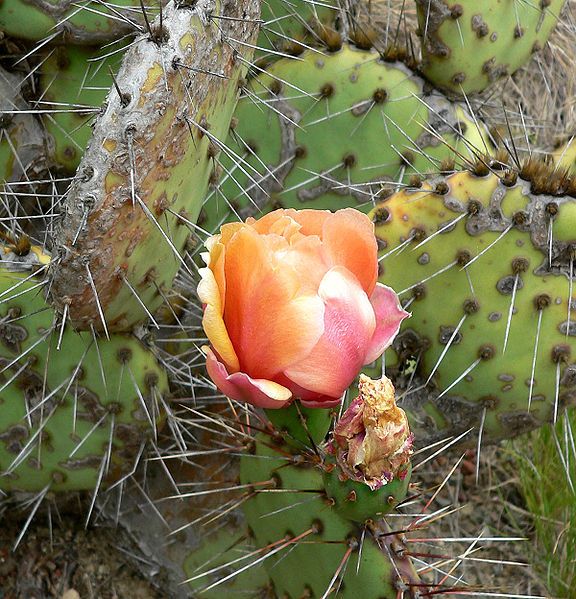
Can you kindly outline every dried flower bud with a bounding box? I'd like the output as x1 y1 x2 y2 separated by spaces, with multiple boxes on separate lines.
332 374 413 490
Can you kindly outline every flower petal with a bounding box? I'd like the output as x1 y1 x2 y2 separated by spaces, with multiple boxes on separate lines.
322 208 378 295
284 267 375 399
205 346 292 408
198 268 239 371
283 208 332 237
224 226 325 379
364 284 410 364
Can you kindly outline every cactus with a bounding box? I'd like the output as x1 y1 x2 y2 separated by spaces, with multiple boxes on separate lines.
0 259 169 493
416 0 565 95
0 66 47 188
0 0 161 44
202 43 491 233
368 156 576 446
38 43 129 173
47 0 260 332
258 0 342 54
237 385 424 599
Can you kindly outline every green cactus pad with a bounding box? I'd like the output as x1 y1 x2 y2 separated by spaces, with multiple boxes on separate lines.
0 0 159 44
416 0 565 95
240 433 421 598
259 0 341 54
39 44 128 173
182 526 273 598
0 270 169 493
203 43 490 233
369 160 576 446
0 66 47 185
48 0 260 332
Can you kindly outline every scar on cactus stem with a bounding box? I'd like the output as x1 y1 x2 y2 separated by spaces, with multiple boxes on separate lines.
198 208 409 409
48 0 261 332
324 374 413 522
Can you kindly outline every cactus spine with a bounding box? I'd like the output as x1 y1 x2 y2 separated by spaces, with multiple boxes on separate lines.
369 157 576 446
48 0 260 332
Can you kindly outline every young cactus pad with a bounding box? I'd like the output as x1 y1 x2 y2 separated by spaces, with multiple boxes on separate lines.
416 0 565 95
48 0 260 332
370 158 576 446
203 43 490 232
0 270 169 493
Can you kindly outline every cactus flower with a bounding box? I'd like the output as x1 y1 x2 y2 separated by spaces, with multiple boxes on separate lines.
331 374 413 490
198 208 408 409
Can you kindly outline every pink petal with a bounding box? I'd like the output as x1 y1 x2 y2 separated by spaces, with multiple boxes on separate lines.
205 347 292 409
284 267 375 399
364 283 410 364
300 396 343 408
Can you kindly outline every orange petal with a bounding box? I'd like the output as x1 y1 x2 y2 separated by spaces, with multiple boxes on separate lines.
283 208 332 237
198 268 239 372
322 208 378 295
223 226 325 379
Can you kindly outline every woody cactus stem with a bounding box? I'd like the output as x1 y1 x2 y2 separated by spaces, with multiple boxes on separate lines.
48 0 260 332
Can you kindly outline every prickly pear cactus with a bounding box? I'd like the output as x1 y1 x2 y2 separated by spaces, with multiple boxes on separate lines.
203 43 490 233
238 398 422 598
48 0 260 332
0 66 47 186
39 43 129 173
259 0 343 54
0 0 161 44
370 157 576 446
0 263 169 493
416 0 565 95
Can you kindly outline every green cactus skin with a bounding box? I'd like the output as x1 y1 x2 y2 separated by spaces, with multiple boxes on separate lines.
0 270 169 493
0 0 162 44
0 66 47 185
39 43 128 173
258 0 340 54
202 43 490 233
323 463 412 523
48 0 260 332
239 430 423 598
183 526 274 598
416 0 565 95
369 160 576 446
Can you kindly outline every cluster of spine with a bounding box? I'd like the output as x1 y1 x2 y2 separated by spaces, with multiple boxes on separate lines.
370 155 576 445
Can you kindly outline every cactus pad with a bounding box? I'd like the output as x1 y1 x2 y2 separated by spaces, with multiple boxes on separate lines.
370 159 576 445
0 0 159 44
416 0 565 95
39 43 128 173
0 269 169 492
204 43 490 232
48 0 260 332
